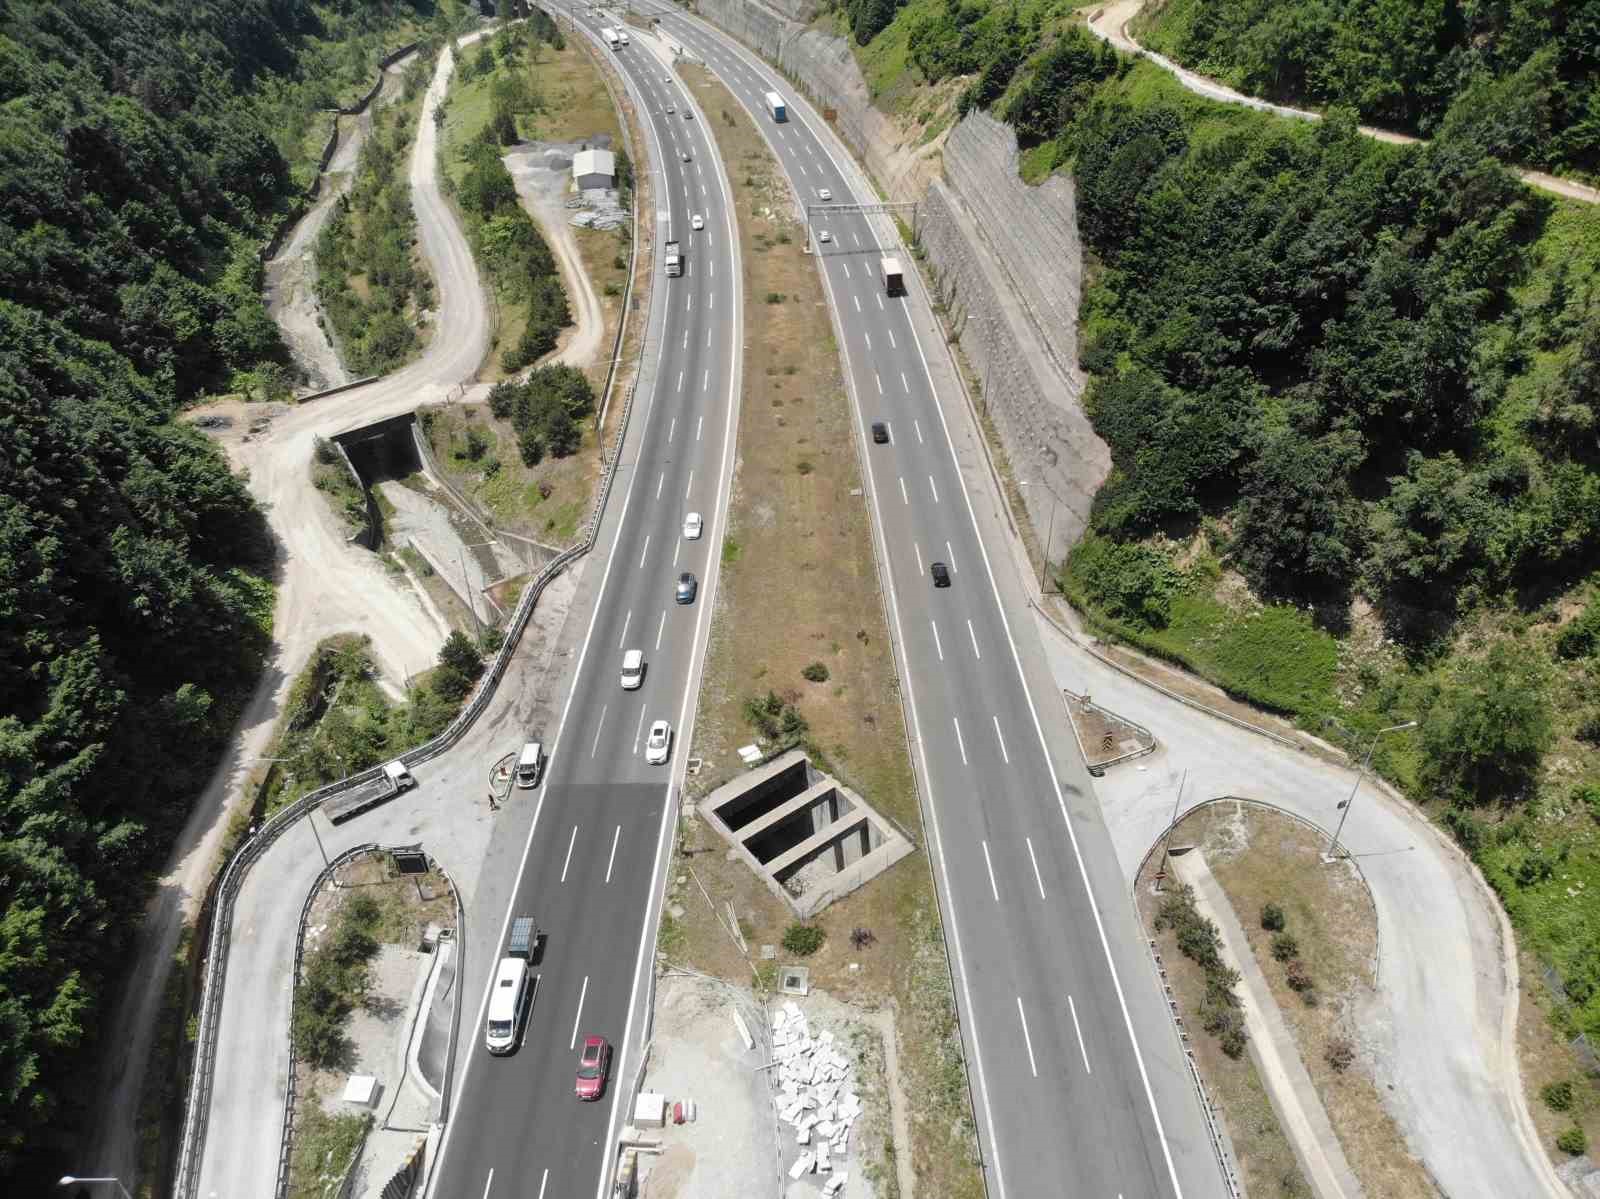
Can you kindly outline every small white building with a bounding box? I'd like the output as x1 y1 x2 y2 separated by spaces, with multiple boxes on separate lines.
572 148 615 190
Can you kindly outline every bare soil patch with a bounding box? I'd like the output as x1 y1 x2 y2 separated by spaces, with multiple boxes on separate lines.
660 62 981 1199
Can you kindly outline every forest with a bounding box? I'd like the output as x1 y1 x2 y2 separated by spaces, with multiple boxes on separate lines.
1135 0 1600 174
0 0 437 1184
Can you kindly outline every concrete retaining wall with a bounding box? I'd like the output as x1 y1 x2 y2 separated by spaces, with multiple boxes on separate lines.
684 0 1108 551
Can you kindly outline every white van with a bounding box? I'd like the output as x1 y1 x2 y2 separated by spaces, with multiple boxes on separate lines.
621 649 644 690
516 741 544 788
485 956 531 1054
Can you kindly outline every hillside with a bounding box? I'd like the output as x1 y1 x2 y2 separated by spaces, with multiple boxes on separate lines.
817 0 1600 1147
1133 0 1600 176
0 0 437 1185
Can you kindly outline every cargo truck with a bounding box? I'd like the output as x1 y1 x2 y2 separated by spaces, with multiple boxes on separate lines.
764 91 787 122
601 26 619 48
881 256 904 297
664 239 682 277
508 915 538 959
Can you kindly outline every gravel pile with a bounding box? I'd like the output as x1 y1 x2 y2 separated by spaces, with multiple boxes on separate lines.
773 1001 859 1192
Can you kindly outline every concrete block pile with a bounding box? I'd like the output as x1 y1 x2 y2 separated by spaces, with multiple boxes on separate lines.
773 1001 858 1193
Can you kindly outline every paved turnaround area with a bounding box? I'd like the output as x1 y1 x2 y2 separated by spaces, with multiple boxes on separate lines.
556 4 1229 1196
425 11 745 1199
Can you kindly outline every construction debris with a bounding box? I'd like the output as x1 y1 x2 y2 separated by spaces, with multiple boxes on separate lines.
771 1001 861 1185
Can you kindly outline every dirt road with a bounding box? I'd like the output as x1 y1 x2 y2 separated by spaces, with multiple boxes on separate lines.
84 29 497 1187
1086 0 1600 206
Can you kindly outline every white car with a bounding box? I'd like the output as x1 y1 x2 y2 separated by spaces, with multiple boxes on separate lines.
818 230 831 243
645 720 672 765
621 649 644 690
691 214 704 231
666 103 676 114
683 512 703 540
818 188 832 201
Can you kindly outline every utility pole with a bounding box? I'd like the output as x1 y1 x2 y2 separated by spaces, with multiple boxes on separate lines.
1324 721 1418 861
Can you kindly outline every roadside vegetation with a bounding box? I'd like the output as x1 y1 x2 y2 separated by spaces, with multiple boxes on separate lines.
438 15 574 376
252 631 494 816
826 0 1600 1163
0 1 469 1186
1133 0 1600 177
314 52 438 375
672 62 983 1199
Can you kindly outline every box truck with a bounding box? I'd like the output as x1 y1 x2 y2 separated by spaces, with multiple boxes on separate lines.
764 91 787 122
881 256 904 297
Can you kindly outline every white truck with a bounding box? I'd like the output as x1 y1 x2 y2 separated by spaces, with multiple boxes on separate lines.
881 256 904 297
324 760 417 825
664 239 683 277
601 26 620 49
764 91 787 122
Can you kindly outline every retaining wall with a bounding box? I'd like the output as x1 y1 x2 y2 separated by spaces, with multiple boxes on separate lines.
685 0 1107 552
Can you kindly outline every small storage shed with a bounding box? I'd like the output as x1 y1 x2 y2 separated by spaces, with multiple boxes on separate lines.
573 148 615 190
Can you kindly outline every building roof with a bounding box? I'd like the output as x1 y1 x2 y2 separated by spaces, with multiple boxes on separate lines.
572 148 615 179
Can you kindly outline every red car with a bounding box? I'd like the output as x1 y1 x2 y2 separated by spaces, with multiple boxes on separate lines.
575 1035 612 1101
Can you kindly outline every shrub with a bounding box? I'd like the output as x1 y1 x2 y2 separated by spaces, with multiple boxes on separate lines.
1325 1038 1355 1072
796 460 814 475
1557 1126 1588 1156
782 924 825 956
765 292 786 304
802 662 830 683
440 630 484 679
1271 932 1299 962
850 927 876 949
1285 959 1314 992
1542 1080 1575 1112
1260 902 1286 931
1557 599 1600 659
464 426 491 461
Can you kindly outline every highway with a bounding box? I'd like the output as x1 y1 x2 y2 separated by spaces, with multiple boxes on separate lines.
426 14 745 1199
574 5 1226 1196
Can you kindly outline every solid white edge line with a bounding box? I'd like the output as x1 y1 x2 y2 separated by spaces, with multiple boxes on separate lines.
684 28 1013 1197
591 21 746 1197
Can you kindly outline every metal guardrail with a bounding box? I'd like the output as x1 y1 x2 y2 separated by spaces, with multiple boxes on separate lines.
273 842 377 1199
172 187 650 1199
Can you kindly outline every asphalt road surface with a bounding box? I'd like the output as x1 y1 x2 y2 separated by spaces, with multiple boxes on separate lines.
571 5 1227 1196
426 16 745 1199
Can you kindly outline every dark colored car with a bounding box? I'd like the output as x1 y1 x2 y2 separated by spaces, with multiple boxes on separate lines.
871 422 889 444
575 1035 612 1101
931 562 951 588
676 571 698 604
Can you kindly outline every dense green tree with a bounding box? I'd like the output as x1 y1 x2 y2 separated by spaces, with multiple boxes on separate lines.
1419 642 1555 804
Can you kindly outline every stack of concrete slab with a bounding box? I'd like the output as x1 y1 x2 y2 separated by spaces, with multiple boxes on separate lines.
772 1001 858 1192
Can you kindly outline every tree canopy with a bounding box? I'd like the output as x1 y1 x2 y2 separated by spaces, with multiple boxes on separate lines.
1137 0 1600 173
0 0 428 1184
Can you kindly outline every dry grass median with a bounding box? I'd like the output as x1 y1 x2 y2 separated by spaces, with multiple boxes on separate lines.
663 62 983 1199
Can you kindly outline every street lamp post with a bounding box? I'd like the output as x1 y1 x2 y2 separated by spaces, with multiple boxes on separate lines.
1324 721 1419 861
58 1177 133 1199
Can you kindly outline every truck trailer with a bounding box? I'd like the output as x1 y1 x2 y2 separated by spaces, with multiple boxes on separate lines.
881 256 904 297
764 91 787 122
664 239 683 277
